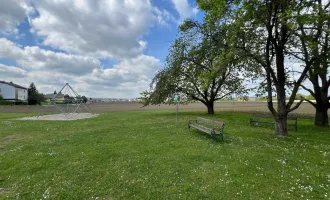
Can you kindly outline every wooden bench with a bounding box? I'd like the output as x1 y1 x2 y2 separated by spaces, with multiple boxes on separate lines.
188 117 225 140
250 113 298 131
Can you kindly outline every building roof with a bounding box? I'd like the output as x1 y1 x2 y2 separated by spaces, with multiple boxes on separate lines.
0 81 27 89
44 93 65 99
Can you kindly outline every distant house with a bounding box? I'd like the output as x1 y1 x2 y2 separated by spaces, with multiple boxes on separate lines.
44 93 65 102
0 81 28 102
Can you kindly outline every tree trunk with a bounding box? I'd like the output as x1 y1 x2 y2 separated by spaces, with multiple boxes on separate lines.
275 114 288 136
315 106 329 126
275 94 288 136
206 101 214 114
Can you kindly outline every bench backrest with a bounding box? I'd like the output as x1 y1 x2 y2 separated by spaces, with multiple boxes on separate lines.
252 113 274 118
196 117 225 127
252 113 297 120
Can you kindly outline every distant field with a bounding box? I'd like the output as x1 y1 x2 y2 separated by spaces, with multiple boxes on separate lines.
0 102 318 116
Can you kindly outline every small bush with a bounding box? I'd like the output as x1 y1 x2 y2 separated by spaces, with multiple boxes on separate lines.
16 101 28 105
0 100 13 105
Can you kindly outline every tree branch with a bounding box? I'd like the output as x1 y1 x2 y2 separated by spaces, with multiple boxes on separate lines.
189 93 207 105
300 84 315 97
185 57 211 71
303 98 317 107
214 90 235 101
288 99 304 113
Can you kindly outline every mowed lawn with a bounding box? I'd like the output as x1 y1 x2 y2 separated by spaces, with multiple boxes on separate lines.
0 111 330 199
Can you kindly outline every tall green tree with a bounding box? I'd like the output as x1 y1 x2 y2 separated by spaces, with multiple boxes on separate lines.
140 20 249 114
198 0 317 135
28 82 43 105
289 0 330 126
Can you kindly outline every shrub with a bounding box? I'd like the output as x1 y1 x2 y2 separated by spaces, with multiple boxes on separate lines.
16 101 28 105
0 100 13 105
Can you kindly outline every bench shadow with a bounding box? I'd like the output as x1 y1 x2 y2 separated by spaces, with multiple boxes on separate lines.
188 129 233 144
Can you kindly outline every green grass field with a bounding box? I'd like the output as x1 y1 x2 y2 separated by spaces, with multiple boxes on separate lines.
0 111 329 199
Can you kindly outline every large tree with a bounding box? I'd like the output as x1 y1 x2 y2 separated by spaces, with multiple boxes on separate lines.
140 21 249 114
198 0 318 135
289 0 330 126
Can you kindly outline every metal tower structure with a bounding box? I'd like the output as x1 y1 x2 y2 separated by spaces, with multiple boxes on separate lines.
46 83 92 118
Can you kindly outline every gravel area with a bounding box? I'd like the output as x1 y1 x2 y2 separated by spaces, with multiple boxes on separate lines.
16 113 99 121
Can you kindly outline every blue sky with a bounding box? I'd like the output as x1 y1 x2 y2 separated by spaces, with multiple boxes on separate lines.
0 0 203 98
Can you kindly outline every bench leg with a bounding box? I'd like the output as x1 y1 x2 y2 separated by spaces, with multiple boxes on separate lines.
211 133 216 141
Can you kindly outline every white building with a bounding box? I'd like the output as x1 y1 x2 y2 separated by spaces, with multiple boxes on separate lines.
0 81 28 102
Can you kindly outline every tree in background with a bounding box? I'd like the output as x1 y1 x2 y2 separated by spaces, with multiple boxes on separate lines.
0 95 3 100
295 93 305 100
28 83 43 105
305 94 315 101
140 19 250 114
54 91 57 94
82 96 88 103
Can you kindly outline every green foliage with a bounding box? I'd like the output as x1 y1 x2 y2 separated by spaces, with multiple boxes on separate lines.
295 93 305 100
82 96 88 103
28 82 44 105
305 94 315 100
0 111 329 199
0 100 13 105
0 94 3 100
141 18 251 113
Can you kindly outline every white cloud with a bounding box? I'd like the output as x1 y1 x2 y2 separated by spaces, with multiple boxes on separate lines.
170 0 198 19
28 0 175 58
0 63 27 78
76 54 161 97
0 37 162 98
0 1 170 98
0 0 34 34
0 38 100 75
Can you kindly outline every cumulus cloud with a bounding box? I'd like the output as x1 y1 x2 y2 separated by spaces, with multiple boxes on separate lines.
28 0 175 58
0 63 27 78
76 54 161 97
170 0 198 19
0 37 162 98
0 1 169 98
0 0 32 33
0 38 100 75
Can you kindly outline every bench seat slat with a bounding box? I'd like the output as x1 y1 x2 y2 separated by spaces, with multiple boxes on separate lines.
196 117 225 126
189 124 221 135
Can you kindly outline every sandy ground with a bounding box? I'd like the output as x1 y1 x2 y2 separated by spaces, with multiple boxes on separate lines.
0 101 319 116
15 113 99 121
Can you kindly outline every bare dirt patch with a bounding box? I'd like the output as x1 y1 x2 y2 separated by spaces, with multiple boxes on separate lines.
15 113 99 121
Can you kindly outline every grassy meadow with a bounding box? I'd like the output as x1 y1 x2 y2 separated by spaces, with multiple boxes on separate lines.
0 111 330 199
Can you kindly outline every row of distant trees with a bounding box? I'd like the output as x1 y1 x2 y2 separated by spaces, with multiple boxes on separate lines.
140 0 329 135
